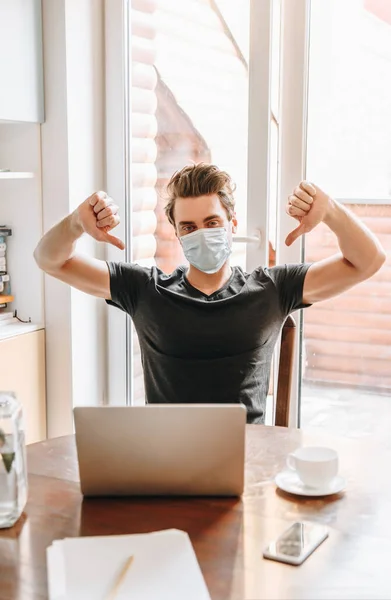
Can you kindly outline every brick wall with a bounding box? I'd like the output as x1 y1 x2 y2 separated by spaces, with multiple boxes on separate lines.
303 204 391 392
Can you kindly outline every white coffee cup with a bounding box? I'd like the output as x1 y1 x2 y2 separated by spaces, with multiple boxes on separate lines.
287 446 339 488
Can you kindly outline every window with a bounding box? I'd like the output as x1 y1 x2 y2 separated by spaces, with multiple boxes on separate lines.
300 0 391 437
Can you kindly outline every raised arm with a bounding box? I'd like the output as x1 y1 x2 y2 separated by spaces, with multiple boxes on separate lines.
285 182 386 304
34 191 124 299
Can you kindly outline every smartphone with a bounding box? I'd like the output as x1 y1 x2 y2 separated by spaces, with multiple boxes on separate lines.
263 521 328 566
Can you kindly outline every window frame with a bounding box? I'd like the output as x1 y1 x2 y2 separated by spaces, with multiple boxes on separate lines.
104 0 311 425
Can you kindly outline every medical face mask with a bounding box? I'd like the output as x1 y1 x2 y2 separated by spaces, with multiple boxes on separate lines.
180 227 232 274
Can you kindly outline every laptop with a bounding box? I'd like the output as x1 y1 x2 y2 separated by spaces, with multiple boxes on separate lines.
73 404 246 497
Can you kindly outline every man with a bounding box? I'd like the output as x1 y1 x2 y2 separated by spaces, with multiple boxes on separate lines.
34 163 385 423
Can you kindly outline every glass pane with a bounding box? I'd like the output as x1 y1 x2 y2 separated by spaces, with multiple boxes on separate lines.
306 0 391 201
130 0 250 404
301 0 391 437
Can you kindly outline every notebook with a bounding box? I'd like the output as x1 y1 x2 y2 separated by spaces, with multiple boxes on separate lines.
46 528 211 600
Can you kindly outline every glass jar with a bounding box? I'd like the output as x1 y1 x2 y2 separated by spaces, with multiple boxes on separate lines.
0 392 27 528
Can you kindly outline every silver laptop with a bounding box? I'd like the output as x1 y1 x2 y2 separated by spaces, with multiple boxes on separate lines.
73 404 246 497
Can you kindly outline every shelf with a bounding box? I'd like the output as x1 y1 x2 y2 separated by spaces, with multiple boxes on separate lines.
0 321 43 341
0 295 14 303
0 172 34 179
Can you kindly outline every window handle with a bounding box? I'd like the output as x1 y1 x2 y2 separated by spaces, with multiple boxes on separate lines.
233 229 262 245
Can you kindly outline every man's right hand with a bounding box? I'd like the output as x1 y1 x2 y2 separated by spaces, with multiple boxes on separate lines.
76 191 125 250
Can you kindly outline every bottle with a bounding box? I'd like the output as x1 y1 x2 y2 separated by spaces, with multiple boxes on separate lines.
0 393 28 528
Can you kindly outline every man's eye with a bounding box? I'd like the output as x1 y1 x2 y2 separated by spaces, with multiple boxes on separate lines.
183 226 195 233
208 221 219 227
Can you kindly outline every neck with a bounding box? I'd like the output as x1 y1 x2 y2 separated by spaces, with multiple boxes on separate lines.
186 261 232 295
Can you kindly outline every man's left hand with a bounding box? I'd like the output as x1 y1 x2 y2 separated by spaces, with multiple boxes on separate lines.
285 181 332 246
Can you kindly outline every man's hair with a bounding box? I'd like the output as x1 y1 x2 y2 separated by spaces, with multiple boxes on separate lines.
164 163 236 227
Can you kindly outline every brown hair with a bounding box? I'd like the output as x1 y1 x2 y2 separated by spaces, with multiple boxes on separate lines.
164 163 236 227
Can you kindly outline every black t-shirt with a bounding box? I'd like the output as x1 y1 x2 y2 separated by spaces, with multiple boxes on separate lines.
106 263 312 424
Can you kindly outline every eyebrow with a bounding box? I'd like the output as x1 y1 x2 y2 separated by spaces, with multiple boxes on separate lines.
178 214 222 226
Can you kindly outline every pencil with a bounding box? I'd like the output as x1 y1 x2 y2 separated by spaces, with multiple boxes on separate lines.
105 555 134 600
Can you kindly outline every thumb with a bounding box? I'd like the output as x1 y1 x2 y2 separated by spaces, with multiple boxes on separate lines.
103 230 125 250
285 223 306 247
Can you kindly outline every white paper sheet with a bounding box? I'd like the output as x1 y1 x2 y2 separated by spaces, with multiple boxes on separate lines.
46 529 211 600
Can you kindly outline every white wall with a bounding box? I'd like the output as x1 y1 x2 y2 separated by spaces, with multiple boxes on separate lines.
41 0 106 437
0 0 44 122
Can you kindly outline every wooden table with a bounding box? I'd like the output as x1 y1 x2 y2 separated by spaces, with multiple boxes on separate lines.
1 426 391 600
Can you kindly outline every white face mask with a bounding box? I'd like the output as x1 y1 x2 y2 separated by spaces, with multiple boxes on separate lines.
180 227 232 274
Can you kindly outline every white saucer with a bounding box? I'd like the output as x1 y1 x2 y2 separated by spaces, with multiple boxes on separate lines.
275 470 346 497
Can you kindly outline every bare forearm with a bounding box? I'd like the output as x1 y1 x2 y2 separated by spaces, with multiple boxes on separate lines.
34 211 83 272
323 199 386 275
